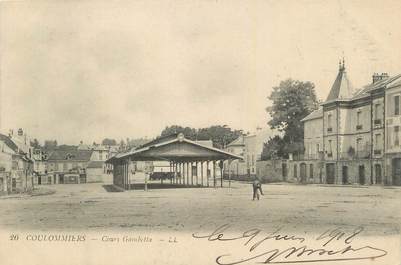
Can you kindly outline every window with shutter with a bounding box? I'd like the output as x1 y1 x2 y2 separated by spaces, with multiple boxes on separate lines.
395 96 400 115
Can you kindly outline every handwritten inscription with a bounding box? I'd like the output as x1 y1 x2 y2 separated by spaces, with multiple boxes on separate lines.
193 224 387 264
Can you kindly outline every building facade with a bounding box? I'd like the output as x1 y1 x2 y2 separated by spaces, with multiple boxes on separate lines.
224 128 275 180
45 150 92 184
223 135 246 178
384 77 401 185
0 132 34 194
298 61 401 185
78 143 119 174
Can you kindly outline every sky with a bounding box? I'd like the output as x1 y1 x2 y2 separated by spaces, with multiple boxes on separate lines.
1 0 401 144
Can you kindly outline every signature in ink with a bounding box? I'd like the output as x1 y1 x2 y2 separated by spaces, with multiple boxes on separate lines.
192 224 387 264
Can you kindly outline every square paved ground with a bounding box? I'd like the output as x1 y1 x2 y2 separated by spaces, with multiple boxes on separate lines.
0 181 399 236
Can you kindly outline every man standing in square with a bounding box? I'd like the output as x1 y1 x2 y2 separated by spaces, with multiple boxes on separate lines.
252 177 264 200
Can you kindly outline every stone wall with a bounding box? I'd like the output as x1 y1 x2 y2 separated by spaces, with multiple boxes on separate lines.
256 160 284 182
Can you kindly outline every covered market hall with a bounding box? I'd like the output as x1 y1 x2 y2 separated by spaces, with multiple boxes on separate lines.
106 133 243 190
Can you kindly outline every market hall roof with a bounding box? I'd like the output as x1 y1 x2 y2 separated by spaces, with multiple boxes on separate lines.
227 135 245 147
106 133 243 163
0 133 19 153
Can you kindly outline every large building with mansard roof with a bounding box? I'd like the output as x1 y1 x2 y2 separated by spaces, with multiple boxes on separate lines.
297 60 401 185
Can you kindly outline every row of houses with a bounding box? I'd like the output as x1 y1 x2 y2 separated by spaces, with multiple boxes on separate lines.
0 129 121 194
225 62 401 186
33 143 119 185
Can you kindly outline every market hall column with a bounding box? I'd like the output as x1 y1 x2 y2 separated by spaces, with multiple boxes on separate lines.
206 161 210 187
220 160 224 188
190 162 194 186
201 161 204 187
213 160 216 188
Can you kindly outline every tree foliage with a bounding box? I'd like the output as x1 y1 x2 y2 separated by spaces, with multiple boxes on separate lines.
160 125 243 149
260 136 285 160
267 79 319 143
161 126 197 140
30 138 41 149
102 138 117 146
44 140 58 149
264 79 319 157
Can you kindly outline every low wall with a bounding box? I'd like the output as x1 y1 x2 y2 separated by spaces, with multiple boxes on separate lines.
256 160 285 183
87 168 113 183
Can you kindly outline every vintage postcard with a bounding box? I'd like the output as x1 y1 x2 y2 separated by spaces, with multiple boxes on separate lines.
0 0 400 264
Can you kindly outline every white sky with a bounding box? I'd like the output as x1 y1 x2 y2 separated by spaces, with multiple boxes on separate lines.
1 0 401 144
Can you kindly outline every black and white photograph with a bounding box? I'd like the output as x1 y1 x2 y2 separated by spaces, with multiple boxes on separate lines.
0 0 400 264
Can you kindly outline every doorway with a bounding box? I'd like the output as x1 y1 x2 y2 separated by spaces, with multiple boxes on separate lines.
282 163 287 181
11 178 16 191
300 163 307 183
293 164 298 179
375 164 382 184
59 174 64 184
359 165 365 185
79 174 86 184
342 166 348 184
392 158 401 185
326 163 335 184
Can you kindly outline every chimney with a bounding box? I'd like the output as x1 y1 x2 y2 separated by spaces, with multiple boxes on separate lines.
372 72 389 84
18 128 23 136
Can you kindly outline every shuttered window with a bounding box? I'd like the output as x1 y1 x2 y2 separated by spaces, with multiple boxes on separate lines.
395 95 400 115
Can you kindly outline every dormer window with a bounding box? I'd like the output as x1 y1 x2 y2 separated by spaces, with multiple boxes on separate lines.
66 153 75 160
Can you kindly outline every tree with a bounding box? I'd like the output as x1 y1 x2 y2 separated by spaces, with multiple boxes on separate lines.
160 125 243 149
127 138 149 149
198 125 242 149
161 126 197 140
57 144 78 151
102 138 117 146
260 136 285 160
266 79 319 155
30 138 41 149
44 140 57 149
